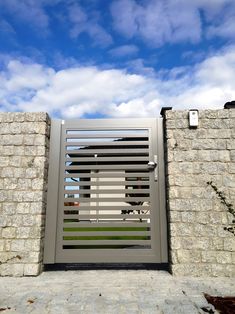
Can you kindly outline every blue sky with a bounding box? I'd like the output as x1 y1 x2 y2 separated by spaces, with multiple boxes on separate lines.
0 0 235 118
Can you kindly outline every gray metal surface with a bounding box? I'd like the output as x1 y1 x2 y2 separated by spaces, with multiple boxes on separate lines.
43 118 168 264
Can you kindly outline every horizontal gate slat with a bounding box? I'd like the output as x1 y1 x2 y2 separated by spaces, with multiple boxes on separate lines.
63 222 150 228
66 133 148 139
63 231 150 236
63 205 150 211
64 181 150 187
62 240 151 245
65 172 150 178
64 214 150 219
65 165 149 170
64 197 150 202
65 141 148 146
64 189 150 194
66 148 149 154
65 157 149 162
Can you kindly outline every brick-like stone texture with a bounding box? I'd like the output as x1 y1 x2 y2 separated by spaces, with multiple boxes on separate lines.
0 113 50 276
165 109 235 277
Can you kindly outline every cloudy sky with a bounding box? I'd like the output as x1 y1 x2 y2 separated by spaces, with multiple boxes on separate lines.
0 0 235 118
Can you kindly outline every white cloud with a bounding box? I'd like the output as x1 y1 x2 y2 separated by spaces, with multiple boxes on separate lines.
110 0 235 46
0 0 50 34
109 45 139 58
1 46 235 117
68 3 113 47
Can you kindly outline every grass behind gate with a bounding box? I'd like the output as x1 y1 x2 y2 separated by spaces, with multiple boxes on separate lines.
63 226 150 241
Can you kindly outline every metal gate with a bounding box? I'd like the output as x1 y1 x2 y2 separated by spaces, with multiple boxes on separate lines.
43 119 168 264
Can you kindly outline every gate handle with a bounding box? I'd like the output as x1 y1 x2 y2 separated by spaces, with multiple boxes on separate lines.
147 161 157 170
148 155 158 181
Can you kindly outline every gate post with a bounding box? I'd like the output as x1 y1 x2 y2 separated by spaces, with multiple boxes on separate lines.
163 108 235 277
0 112 50 276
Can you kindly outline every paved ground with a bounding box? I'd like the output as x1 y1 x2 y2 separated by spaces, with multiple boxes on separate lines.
0 270 234 314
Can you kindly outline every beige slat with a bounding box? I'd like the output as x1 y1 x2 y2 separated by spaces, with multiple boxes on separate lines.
62 222 150 228
63 205 150 211
63 231 151 236
64 214 150 219
63 240 151 245
64 189 150 194
65 141 148 147
65 172 150 178
64 197 150 202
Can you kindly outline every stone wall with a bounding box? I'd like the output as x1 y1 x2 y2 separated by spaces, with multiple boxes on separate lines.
0 113 50 276
164 109 235 276
0 109 234 277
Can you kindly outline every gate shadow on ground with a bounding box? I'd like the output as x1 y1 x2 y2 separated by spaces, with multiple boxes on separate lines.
44 263 169 271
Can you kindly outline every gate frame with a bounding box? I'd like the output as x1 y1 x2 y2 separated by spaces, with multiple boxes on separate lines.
43 118 168 264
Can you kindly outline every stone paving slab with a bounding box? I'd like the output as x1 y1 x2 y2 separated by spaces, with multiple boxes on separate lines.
0 270 234 313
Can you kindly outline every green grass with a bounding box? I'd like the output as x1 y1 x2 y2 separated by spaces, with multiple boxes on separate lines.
63 226 150 241
63 235 149 240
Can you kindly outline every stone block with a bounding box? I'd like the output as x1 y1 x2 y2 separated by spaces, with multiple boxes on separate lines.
29 226 42 238
17 179 32 190
13 168 25 178
223 175 235 188
170 250 178 264
4 178 17 190
0 191 8 202
24 146 37 156
230 150 235 161
0 263 24 276
0 239 5 251
170 237 182 249
34 135 46 145
1 167 14 178
192 139 226 150
1 202 16 216
173 151 198 162
171 264 212 276
24 263 41 276
181 212 195 223
16 203 30 214
175 119 188 129
16 227 31 239
23 134 35 145
30 202 44 214
0 215 9 227
171 223 194 236
37 146 46 156
227 139 235 149
180 237 211 250
11 215 23 227
211 264 234 277
22 215 35 226
2 227 16 238
194 224 217 237
200 110 218 119
0 156 9 167
228 163 235 173
13 112 25 122
201 251 217 263
11 240 25 252
216 252 232 264
177 249 201 263
223 238 235 251
24 239 41 252
32 178 44 190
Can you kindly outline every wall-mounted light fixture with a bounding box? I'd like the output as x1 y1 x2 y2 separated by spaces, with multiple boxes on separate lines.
189 109 199 128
